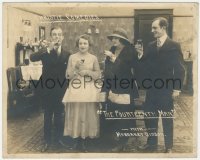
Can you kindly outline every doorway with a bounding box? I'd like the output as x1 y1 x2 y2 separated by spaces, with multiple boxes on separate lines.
134 9 173 48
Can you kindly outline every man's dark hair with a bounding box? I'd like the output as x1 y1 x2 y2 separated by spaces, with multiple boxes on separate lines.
50 26 63 36
152 17 169 30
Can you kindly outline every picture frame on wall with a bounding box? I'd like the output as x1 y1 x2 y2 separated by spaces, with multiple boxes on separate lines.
39 26 45 40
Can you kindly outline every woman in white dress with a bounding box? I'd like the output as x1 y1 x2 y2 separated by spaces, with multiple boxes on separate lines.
62 34 101 151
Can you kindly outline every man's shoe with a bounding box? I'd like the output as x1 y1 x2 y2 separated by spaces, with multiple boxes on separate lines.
165 148 172 153
41 143 50 152
138 144 157 151
71 142 78 150
79 143 88 152
57 139 72 149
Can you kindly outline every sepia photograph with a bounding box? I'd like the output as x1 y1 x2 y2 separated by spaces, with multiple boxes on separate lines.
2 2 198 158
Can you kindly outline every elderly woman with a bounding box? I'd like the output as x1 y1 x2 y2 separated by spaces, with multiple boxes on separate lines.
101 28 139 152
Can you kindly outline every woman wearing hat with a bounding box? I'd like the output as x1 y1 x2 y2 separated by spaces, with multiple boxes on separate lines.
101 28 139 152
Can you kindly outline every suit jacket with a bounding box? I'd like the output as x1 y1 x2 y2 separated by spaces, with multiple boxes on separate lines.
30 47 70 102
139 37 185 92
102 44 139 100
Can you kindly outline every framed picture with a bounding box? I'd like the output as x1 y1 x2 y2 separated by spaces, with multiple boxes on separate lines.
39 26 45 40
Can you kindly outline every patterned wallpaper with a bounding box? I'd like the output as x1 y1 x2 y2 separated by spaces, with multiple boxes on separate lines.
52 18 134 66
52 16 194 64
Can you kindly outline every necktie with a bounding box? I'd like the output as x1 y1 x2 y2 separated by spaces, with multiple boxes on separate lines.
55 46 61 56
157 39 161 52
157 39 161 47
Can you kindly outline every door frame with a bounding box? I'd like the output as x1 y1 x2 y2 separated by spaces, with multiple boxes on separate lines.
134 9 173 41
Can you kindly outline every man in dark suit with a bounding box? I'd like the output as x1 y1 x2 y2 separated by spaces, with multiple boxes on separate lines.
30 27 70 152
137 17 185 153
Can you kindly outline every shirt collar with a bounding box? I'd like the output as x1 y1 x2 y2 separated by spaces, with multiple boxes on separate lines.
58 45 61 53
157 33 168 47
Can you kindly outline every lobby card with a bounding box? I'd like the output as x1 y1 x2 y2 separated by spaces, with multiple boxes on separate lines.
2 2 198 158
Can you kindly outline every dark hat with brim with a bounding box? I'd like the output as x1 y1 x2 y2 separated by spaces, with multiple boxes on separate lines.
107 28 130 43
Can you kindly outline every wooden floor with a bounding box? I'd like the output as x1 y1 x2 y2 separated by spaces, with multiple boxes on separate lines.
6 93 194 154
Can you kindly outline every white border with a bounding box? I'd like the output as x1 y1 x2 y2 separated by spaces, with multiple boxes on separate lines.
0 1 199 160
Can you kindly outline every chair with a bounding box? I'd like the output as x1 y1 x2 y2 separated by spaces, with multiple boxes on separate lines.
7 67 35 117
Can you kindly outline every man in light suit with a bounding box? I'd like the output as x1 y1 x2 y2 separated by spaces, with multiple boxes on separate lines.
30 27 70 152
137 17 185 153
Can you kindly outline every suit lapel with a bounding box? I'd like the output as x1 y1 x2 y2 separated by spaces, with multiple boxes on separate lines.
158 37 171 53
151 41 158 55
48 49 57 65
59 48 68 64
52 47 65 63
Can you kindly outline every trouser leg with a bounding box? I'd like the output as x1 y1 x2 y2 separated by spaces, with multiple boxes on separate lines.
145 116 159 146
44 106 53 144
162 116 173 149
54 102 65 142
159 92 174 149
144 91 158 146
